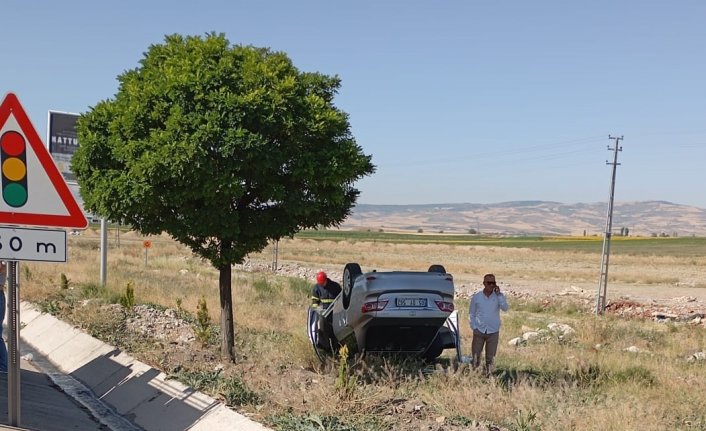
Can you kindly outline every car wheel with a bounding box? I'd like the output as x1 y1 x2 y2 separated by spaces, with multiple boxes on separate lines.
428 264 446 273
307 308 328 362
342 263 362 309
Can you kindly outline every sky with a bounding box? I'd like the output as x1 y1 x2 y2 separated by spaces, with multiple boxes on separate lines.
3 1 706 208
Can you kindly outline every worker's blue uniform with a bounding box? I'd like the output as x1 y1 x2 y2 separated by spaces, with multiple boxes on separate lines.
310 279 342 309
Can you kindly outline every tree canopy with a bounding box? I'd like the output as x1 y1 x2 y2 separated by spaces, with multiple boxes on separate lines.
73 33 375 360
74 33 374 266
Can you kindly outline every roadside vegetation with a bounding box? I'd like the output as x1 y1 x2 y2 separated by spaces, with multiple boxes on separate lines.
20 228 706 431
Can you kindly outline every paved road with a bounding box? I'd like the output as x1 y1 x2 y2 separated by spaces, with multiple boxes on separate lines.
0 358 106 431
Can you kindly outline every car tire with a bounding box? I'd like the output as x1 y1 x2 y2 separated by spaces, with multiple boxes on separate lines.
342 263 362 310
428 264 446 273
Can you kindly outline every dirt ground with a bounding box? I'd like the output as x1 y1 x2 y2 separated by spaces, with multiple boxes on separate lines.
239 249 706 322
121 257 705 431
486 279 706 315
52 235 706 431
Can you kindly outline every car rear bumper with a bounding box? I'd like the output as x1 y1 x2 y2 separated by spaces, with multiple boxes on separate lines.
357 317 448 353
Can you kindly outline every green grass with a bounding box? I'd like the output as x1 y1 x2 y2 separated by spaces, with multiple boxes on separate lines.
287 276 312 298
295 230 706 257
169 368 260 407
267 413 382 431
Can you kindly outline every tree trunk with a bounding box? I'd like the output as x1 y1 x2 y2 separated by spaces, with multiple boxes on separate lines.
219 264 236 362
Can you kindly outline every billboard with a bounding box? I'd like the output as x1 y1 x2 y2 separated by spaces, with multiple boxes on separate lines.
47 110 79 183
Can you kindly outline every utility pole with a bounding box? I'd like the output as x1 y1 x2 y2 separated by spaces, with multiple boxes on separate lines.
596 135 623 314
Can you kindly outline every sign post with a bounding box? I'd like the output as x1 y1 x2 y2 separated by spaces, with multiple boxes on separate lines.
143 240 152 266
0 92 88 427
7 261 20 425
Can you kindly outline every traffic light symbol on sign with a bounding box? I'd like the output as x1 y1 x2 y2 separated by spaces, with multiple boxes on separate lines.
0 130 28 208
0 93 87 228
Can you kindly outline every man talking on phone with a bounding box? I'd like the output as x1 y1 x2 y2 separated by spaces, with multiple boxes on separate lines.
469 273 509 376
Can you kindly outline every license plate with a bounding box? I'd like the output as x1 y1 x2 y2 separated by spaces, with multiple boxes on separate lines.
395 298 427 307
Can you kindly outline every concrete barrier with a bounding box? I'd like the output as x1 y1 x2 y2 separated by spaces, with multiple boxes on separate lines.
19 302 272 431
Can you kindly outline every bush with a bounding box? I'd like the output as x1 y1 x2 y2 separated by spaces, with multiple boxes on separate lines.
194 297 214 347
119 282 135 310
335 345 356 398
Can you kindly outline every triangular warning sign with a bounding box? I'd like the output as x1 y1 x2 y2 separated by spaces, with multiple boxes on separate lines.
0 93 87 229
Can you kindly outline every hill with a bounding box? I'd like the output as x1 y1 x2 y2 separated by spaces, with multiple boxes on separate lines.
342 200 706 236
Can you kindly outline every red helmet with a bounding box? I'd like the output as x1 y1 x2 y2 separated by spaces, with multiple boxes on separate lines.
316 271 327 285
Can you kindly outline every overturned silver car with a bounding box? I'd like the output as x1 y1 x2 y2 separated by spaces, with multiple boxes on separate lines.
307 263 461 361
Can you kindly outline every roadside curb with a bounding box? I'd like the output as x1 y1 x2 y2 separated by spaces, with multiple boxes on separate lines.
18 301 272 431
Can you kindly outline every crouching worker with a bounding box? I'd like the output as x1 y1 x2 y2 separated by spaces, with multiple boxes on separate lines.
310 271 342 311
310 271 342 351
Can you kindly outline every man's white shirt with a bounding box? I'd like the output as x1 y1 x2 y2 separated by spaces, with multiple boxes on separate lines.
469 290 509 334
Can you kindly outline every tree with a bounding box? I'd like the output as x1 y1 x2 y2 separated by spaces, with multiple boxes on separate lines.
73 33 375 362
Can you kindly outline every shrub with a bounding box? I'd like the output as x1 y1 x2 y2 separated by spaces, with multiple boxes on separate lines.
22 265 33 281
60 273 70 290
194 296 214 347
335 345 356 398
119 282 135 310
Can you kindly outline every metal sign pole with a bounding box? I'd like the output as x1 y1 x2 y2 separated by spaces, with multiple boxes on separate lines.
0 93 89 427
271 240 279 272
8 260 21 426
100 218 108 286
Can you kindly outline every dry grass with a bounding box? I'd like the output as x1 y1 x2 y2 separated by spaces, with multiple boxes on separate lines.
254 238 706 304
19 229 706 431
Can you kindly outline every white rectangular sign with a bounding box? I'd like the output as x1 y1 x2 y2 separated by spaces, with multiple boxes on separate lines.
0 227 67 262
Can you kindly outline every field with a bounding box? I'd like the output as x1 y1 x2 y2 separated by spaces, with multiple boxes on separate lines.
18 228 706 431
